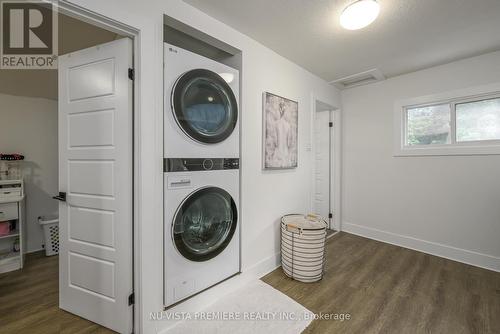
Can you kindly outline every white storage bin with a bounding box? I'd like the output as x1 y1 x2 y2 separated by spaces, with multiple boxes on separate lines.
38 216 59 256
281 214 327 283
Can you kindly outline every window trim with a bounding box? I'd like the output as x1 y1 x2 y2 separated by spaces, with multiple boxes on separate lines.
394 82 500 156
454 94 500 144
403 102 452 147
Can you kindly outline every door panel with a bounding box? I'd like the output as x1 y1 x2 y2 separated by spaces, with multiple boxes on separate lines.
313 110 331 225
68 59 115 101
68 161 115 196
68 109 115 148
58 38 133 334
69 206 114 247
69 252 115 298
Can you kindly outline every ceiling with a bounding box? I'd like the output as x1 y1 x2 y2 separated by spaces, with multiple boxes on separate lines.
183 0 500 84
0 14 123 100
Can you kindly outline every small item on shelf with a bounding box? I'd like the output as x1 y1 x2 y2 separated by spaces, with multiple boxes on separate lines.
0 221 10 236
0 162 8 180
7 162 21 180
0 155 24 180
0 248 11 260
0 153 25 161
13 237 20 252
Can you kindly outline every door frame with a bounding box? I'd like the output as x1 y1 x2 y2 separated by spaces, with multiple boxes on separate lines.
56 1 141 332
311 97 342 232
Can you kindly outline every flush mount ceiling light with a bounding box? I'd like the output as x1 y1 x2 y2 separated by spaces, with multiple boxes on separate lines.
340 0 380 30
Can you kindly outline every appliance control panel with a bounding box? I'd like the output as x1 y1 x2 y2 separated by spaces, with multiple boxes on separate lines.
164 158 240 172
222 158 239 170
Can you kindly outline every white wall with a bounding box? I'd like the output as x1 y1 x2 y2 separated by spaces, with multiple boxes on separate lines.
341 51 500 272
0 93 58 252
65 1 339 333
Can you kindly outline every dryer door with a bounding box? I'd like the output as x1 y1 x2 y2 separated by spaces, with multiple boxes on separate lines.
171 69 238 144
172 187 238 262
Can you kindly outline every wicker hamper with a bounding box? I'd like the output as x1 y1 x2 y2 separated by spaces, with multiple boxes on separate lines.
281 214 328 283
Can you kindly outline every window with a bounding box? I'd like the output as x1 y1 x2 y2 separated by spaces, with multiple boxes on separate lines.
406 104 451 146
406 96 500 147
456 97 500 142
395 87 500 156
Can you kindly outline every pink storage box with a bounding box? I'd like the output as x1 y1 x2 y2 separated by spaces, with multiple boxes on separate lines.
0 221 10 236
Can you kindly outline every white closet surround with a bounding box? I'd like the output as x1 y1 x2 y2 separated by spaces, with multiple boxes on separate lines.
65 1 340 332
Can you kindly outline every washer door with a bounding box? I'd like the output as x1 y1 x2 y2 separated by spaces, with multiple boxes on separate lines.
172 187 238 262
171 69 238 144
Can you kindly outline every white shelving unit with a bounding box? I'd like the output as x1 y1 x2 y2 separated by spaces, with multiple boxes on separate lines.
0 179 26 274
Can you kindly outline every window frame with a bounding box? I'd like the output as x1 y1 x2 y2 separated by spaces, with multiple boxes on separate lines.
454 94 500 144
403 102 452 147
394 83 500 156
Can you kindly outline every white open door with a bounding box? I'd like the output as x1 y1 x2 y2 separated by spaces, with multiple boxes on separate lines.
313 109 332 227
57 38 133 333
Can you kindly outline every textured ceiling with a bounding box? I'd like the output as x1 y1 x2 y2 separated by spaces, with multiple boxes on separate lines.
183 0 500 82
0 14 122 100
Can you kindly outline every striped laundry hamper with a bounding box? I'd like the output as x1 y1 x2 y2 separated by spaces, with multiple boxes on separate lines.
281 214 328 282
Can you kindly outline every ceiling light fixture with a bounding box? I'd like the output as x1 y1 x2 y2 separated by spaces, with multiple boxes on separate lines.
340 0 380 30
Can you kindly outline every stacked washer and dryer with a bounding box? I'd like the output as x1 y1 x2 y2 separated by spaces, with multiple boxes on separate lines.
163 43 240 307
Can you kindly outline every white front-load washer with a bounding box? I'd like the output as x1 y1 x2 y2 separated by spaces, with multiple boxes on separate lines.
164 43 240 158
164 158 240 307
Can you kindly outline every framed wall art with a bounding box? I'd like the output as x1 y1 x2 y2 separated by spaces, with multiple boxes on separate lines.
262 92 298 169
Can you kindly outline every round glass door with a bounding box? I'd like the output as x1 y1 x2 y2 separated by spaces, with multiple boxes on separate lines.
172 187 238 262
171 69 238 144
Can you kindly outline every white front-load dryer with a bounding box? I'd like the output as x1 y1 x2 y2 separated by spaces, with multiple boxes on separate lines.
164 43 240 158
164 158 240 307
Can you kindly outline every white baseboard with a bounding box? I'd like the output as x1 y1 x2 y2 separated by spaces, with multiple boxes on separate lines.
26 248 44 254
342 222 500 272
243 251 281 278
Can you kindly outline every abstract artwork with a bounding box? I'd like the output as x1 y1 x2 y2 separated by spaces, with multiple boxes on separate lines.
262 92 298 169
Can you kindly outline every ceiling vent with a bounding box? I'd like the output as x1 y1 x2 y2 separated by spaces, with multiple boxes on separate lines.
330 68 385 89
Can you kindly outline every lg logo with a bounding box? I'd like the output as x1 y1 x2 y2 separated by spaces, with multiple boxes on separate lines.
1 0 57 69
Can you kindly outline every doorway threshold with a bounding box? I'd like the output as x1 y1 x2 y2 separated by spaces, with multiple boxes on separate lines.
326 229 339 239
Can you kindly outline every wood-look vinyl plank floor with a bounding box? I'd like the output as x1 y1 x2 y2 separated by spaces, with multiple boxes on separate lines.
262 232 500 334
2 233 499 334
0 252 114 334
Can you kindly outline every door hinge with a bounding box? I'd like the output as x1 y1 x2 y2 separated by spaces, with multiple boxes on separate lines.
128 292 135 305
328 213 333 218
128 68 135 80
329 122 333 127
